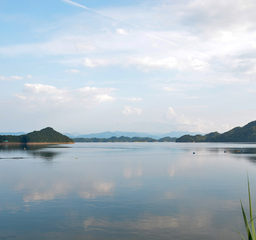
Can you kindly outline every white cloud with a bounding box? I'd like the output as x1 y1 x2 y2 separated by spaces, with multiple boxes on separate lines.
83 58 110 68
163 87 178 92
164 106 231 133
186 0 256 31
24 83 62 94
65 68 80 74
116 28 128 35
16 83 116 107
95 94 115 103
11 75 23 80
126 97 143 102
122 106 142 116
190 58 209 71
0 75 23 81
62 0 90 10
130 56 179 70
167 107 177 118
0 36 95 56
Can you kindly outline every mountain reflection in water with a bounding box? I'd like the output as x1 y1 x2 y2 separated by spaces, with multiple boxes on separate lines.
0 144 63 160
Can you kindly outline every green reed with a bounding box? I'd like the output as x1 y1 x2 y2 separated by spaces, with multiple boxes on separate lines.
241 178 256 240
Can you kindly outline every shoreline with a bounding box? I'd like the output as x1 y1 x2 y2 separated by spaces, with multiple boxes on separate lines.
0 142 74 145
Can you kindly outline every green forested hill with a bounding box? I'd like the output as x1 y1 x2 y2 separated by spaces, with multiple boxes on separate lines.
0 135 21 143
0 127 73 143
176 120 256 142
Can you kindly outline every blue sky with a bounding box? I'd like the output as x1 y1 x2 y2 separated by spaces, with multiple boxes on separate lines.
1 0 256 133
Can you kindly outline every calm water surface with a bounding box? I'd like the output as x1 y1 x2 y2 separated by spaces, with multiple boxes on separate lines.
1 142 256 240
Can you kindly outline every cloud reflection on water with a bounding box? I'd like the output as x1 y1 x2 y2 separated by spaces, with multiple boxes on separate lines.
123 167 143 179
16 180 115 203
0 143 254 240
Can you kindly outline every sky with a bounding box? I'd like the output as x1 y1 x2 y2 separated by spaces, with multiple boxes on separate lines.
1 0 256 134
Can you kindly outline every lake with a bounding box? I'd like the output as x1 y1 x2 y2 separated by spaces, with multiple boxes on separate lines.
0 142 256 240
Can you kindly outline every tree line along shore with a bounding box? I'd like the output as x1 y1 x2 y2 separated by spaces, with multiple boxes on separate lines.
2 120 256 144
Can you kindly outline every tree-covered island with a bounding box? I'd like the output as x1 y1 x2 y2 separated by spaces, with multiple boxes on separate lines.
0 127 73 144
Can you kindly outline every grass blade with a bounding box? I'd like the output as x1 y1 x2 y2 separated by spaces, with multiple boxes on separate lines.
248 177 256 239
241 200 253 240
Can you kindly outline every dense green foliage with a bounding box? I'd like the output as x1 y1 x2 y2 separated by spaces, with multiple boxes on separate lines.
0 127 73 143
158 137 177 142
176 120 256 142
0 135 22 143
74 136 177 142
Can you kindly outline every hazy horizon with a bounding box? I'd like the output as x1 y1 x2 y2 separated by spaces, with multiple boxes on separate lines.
1 0 256 133
0 128 199 137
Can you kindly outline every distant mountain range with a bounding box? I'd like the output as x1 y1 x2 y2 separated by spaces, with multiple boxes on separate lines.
66 131 198 139
3 120 256 144
176 120 256 142
0 132 26 136
0 127 73 144
74 136 176 143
